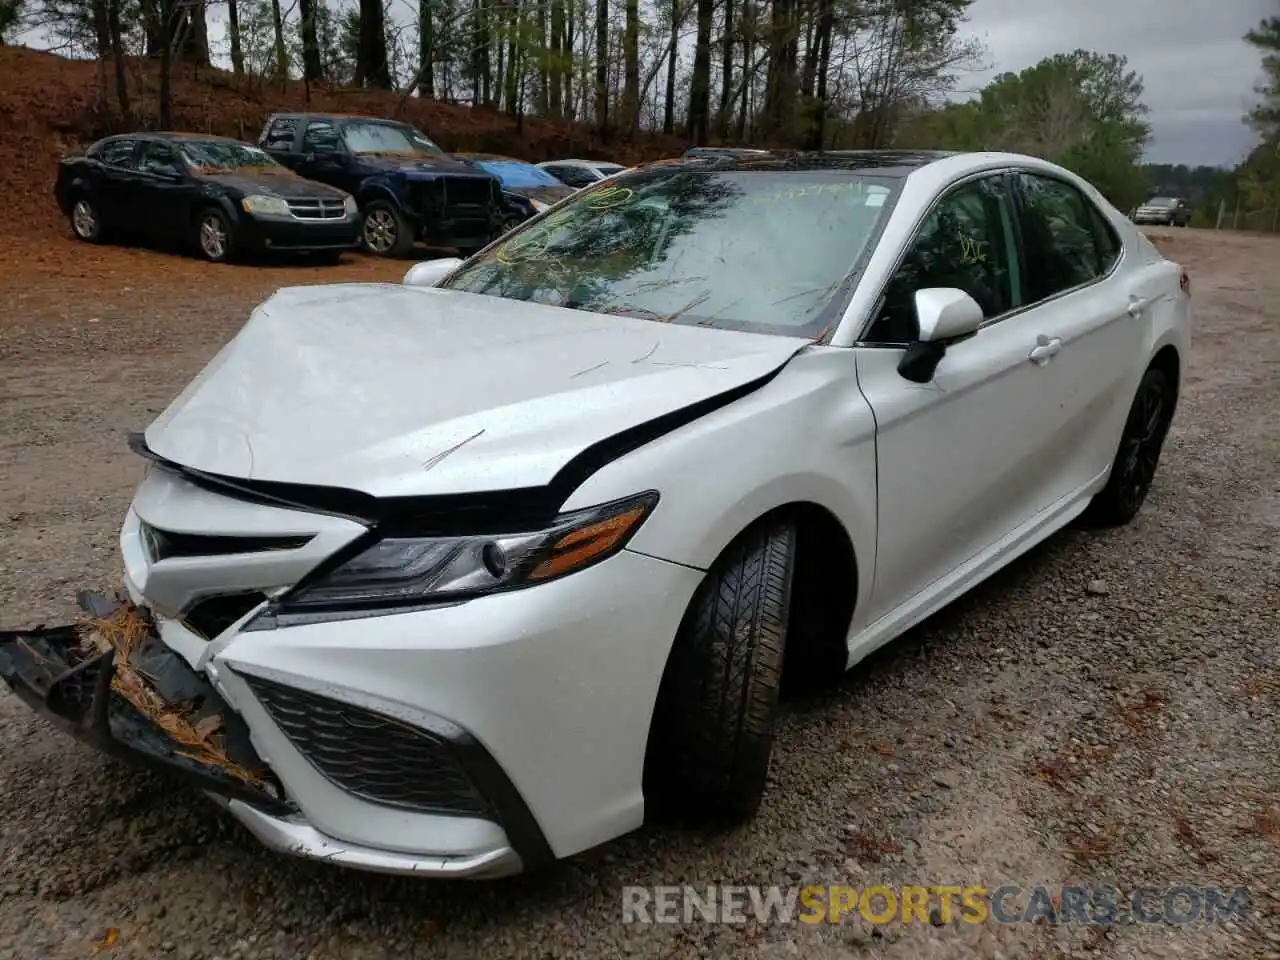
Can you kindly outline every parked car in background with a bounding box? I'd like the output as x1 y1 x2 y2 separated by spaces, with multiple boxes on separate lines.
3 149 1190 880
452 153 576 230
55 133 360 263
536 158 627 188
682 146 772 159
1132 196 1193 227
258 113 504 257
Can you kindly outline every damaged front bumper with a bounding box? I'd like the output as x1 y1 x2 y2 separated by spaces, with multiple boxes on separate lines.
0 592 290 813
0 592 523 878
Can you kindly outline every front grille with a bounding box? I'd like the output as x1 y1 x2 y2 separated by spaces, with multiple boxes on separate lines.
243 674 494 818
140 522 313 562
182 591 267 639
286 197 347 220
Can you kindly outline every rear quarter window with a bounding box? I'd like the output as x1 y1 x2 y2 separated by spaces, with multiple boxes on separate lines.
262 118 298 150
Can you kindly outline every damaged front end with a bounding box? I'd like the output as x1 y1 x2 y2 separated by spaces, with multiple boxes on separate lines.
0 591 291 815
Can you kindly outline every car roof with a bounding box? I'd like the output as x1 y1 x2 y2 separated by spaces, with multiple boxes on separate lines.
641 149 957 177
454 152 532 163
267 112 411 123
95 132 248 146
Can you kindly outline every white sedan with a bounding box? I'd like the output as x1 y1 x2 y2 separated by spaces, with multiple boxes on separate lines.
0 150 1190 879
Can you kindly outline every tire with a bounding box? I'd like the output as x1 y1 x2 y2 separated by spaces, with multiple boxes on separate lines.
69 195 105 243
500 214 523 234
644 519 796 823
1081 366 1174 528
194 206 234 263
360 199 413 257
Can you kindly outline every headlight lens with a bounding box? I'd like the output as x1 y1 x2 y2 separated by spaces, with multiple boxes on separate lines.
269 491 658 617
241 194 291 216
343 194 358 216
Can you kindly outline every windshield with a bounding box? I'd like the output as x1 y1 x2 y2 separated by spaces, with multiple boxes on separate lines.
1148 197 1177 207
474 159 564 188
179 140 281 170
341 121 443 155
442 168 899 338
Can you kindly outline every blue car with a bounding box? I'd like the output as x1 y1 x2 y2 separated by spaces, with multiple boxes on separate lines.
454 153 578 231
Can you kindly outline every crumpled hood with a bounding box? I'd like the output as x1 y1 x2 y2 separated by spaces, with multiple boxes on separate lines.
144 284 810 498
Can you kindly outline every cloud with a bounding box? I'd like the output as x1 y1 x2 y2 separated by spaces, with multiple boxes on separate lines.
954 0 1272 166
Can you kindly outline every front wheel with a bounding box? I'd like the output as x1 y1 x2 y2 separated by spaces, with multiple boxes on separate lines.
644 519 796 823
360 200 413 257
1082 366 1174 527
194 207 234 263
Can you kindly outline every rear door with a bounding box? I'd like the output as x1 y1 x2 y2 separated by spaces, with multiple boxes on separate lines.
93 137 140 228
259 117 301 168
854 172 1078 621
134 140 195 240
298 118 355 192
1008 171 1152 502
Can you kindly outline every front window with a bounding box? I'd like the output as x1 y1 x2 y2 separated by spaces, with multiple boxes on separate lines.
441 167 899 338
594 163 625 175
341 121 443 155
1148 197 1177 207
473 159 565 189
179 140 281 171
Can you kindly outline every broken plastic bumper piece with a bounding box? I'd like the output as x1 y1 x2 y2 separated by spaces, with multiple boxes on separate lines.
0 591 291 815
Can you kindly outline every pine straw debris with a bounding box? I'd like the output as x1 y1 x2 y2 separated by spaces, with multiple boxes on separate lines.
76 605 264 786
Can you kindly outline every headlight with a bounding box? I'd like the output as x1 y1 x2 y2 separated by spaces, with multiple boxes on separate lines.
241 194 291 216
343 194 358 216
530 198 550 213
257 491 658 622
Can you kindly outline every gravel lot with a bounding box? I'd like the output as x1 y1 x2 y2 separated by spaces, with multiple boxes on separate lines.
0 228 1277 960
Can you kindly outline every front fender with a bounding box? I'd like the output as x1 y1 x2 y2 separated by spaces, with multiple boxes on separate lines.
560 347 879 626
356 176 408 212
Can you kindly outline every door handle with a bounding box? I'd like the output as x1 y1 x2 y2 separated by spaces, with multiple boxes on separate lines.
1028 335 1062 365
1127 295 1154 318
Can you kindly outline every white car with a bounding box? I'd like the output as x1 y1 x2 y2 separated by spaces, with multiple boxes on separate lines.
535 158 627 188
0 150 1190 880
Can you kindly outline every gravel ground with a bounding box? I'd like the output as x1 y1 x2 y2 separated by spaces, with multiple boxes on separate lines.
0 228 1277 960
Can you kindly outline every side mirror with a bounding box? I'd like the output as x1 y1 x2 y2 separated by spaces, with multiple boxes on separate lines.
403 257 465 288
897 287 983 384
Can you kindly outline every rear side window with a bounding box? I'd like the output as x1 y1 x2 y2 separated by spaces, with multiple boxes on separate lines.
1015 173 1110 300
302 119 341 152
1089 206 1122 272
96 139 138 168
261 118 297 150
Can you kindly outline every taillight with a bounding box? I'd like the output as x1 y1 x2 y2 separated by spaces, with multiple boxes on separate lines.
1180 270 1191 296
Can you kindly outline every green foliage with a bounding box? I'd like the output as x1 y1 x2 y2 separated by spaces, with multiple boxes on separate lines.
901 50 1151 210
1239 16 1280 211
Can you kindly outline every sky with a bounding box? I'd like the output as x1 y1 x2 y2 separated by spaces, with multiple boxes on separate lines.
954 0 1272 167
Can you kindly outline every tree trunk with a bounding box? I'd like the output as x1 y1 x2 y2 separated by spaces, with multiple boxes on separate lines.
226 0 243 74
622 0 639 134
504 0 519 117
736 0 751 138
107 0 130 115
158 0 173 127
662 0 677 134
594 0 608 134
418 0 434 95
716 0 733 134
174 1 210 65
299 0 322 81
803 0 832 149
357 0 392 88
473 0 491 105
686 0 713 142
536 0 549 113
91 0 111 58
269 0 288 77
549 0 564 116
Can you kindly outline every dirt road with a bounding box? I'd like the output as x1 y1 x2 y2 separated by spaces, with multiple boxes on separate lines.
0 229 1277 960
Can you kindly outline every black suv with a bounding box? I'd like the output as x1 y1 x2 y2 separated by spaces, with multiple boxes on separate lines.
258 113 504 257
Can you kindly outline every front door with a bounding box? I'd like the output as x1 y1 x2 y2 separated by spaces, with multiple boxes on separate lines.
853 172 1074 623
298 119 354 192
133 140 194 240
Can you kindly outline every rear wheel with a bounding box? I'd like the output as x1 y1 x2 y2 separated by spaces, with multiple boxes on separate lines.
644 520 796 823
360 200 413 257
1082 366 1174 527
69 196 105 243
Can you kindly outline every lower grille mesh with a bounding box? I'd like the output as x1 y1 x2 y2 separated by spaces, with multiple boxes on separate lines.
242 674 493 818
